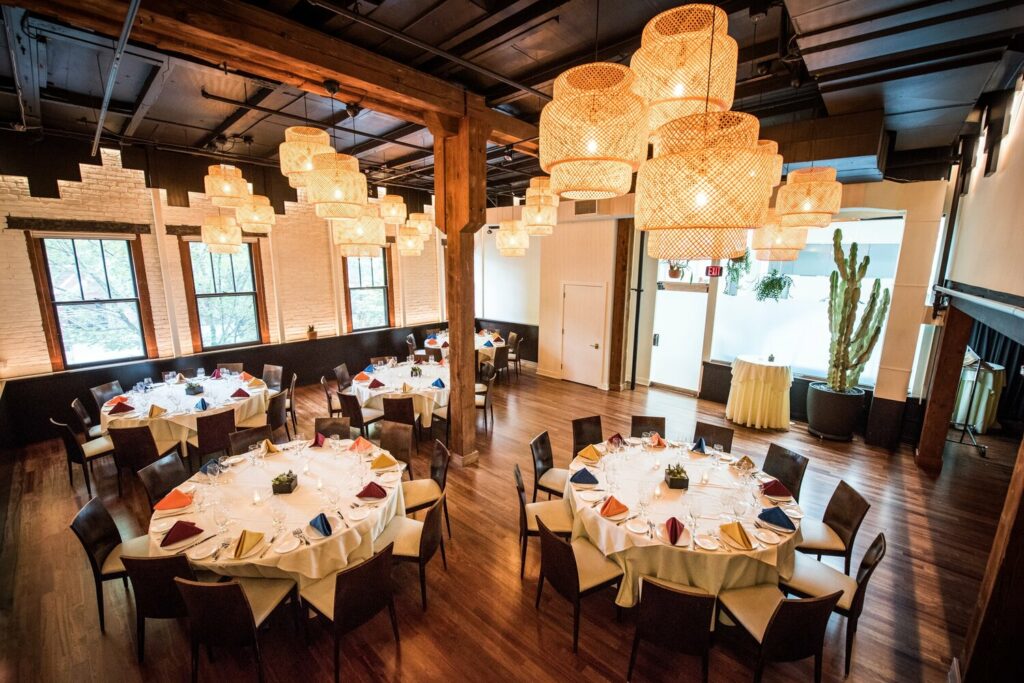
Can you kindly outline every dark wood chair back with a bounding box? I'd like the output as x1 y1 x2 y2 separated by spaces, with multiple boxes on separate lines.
288 372 298 400
425 347 443 362
693 421 734 452
383 396 417 427
418 495 446 564
513 464 528 536
572 416 603 456
430 439 451 492
492 345 510 371
530 431 555 482
108 424 162 473
850 533 886 618
380 421 414 476
479 362 497 383
823 480 871 554
537 519 580 601
71 398 96 435
314 417 352 439
216 363 244 374
636 577 716 656
761 592 843 663
763 444 810 502
406 334 417 358
332 543 395 634
479 372 496 417
122 555 195 620
338 392 367 429
321 376 337 414
70 497 122 580
261 364 284 391
334 363 352 390
89 381 123 411
137 453 189 510
631 416 666 438
52 418 86 466
370 356 396 366
174 578 258 648
266 390 289 434
194 409 235 456
507 331 519 350
229 426 272 456
179 368 199 378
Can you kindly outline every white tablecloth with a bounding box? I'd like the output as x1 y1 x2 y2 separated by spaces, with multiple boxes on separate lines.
565 442 802 607
100 379 274 451
347 362 450 427
952 363 1006 434
146 440 404 587
725 355 793 430
423 332 505 362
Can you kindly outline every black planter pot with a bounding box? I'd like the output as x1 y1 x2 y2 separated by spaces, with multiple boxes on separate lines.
806 381 865 441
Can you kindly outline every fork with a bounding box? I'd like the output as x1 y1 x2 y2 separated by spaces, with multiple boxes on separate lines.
293 528 310 546
211 540 231 560
589 496 608 509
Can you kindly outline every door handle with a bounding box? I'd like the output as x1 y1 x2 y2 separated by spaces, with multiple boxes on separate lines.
590 343 599 349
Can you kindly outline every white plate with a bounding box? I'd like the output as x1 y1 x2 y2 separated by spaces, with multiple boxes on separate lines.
225 456 244 465
766 494 794 503
578 490 604 503
151 519 174 534
357 495 387 503
153 505 193 518
668 528 692 547
307 515 343 539
719 454 735 463
695 534 720 551
347 507 370 522
378 471 402 484
568 460 586 472
179 483 197 494
755 529 781 545
625 519 648 534
187 538 220 560
571 482 597 491
274 537 300 554
602 510 629 522
781 506 804 519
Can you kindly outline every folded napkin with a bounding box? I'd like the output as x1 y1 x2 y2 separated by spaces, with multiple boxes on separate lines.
200 460 220 475
426 338 439 346
720 521 754 550
175 373 186 383
649 432 667 448
401 382 413 393
665 517 685 545
426 334 437 340
691 437 707 454
606 433 624 448
148 404 167 418
414 358 425 365
109 402 135 415
105 395 129 407
240 371 254 381
194 398 209 411
734 455 756 469
761 479 793 499
371 452 399 470
354 371 371 382
350 436 374 454
261 439 280 454
442 341 449 348
368 378 385 389
356 481 387 499
314 432 327 447
310 512 332 537
210 368 223 379
569 468 598 486
431 377 445 389
483 340 494 348
234 529 264 558
160 520 203 548
577 444 602 463
155 488 193 511
493 335 504 343
363 364 375 373
231 388 250 398
477 330 486 336
600 496 629 518
758 506 796 532
247 378 266 389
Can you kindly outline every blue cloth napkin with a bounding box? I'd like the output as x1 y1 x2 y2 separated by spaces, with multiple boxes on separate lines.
483 340 494 348
691 437 707 454
199 460 218 474
570 468 599 486
426 334 436 340
758 506 796 532
194 398 209 411
363 364 375 373
431 377 445 389
310 512 332 537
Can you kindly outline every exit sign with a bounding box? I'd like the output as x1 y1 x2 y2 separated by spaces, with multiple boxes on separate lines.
705 265 723 277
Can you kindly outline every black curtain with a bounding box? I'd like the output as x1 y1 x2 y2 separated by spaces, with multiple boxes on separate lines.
969 321 1024 435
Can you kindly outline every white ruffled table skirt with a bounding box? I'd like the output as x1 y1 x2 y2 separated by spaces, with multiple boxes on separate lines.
725 356 793 430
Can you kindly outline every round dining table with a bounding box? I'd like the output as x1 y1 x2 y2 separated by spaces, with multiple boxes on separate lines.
564 440 803 607
145 439 405 587
725 355 793 430
423 331 505 362
346 361 450 427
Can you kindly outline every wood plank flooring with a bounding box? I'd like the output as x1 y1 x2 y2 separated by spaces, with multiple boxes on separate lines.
0 365 1017 682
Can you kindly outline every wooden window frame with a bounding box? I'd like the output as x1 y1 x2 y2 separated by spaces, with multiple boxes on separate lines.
340 247 396 333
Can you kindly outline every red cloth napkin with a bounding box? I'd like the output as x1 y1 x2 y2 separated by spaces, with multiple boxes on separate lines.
160 520 203 548
356 482 387 499
314 432 327 447
353 371 371 381
240 371 254 381
441 341 449 348
350 436 374 454
761 479 793 498
210 368 222 379
155 489 192 511
231 388 250 398
600 496 629 518
665 517 685 545
606 433 624 448
368 378 385 389
108 402 135 415
650 432 667 448
104 395 129 407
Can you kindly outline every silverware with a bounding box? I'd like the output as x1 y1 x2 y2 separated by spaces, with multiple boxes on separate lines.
293 528 310 546
211 540 231 560
336 511 349 528
175 533 218 555
616 514 639 526
258 533 279 558
589 496 608 509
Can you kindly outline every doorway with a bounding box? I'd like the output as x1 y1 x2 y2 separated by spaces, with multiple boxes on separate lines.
649 261 714 393
561 282 607 388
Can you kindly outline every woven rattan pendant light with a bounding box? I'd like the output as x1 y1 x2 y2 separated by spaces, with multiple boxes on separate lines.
647 227 747 260
201 214 242 254
405 212 434 240
758 140 784 187
332 204 385 247
279 126 333 189
752 209 808 261
379 194 408 225
495 220 529 257
630 4 737 132
397 224 424 256
204 164 250 208
235 194 275 234
307 152 366 219
522 176 559 236
777 166 842 228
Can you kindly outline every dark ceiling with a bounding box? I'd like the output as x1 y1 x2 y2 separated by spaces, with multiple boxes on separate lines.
1 0 1022 202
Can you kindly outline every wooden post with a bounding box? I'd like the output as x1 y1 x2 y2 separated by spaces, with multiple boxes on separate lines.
427 109 490 467
607 218 634 391
915 305 973 472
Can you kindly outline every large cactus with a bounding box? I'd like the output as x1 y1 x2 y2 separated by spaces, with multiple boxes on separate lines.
826 228 891 392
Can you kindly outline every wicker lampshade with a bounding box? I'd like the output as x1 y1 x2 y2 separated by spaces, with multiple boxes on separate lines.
332 204 385 247
522 176 559 236
777 166 842 228
630 4 738 131
235 195 275 234
306 152 366 219
540 62 648 200
279 127 333 188
397 224 424 256
647 228 748 260
337 244 382 257
405 212 434 240
758 140 784 187
495 220 529 257
203 164 250 208
753 210 807 249
636 112 773 231
379 194 408 225
201 215 242 254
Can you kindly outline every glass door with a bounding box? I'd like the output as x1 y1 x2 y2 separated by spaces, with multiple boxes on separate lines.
649 259 712 393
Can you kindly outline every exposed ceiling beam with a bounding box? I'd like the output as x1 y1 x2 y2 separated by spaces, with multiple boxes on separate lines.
0 82 136 116
90 0 141 155
195 84 282 150
340 121 425 157
2 6 44 128
121 57 174 136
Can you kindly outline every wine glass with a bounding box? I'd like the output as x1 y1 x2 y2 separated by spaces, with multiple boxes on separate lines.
270 499 286 533
197 368 206 379
638 487 652 523
712 444 724 469
248 444 261 468
293 432 306 453
323 485 340 513
213 506 230 534
732 494 749 523
207 462 221 486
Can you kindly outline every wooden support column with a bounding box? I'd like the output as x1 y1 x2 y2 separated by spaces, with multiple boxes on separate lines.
427 107 490 467
915 305 973 472
607 218 634 391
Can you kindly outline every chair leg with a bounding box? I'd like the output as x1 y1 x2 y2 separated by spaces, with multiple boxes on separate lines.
535 574 544 608
191 639 200 683
845 552 852 575
520 534 528 579
443 499 452 539
67 459 74 488
117 468 123 498
753 660 764 683
701 652 710 683
334 631 341 683
440 537 447 570
572 600 581 653
418 563 428 611
388 598 400 643
95 578 106 633
136 612 145 663
627 631 640 681
82 462 92 497
845 617 857 677
815 651 823 683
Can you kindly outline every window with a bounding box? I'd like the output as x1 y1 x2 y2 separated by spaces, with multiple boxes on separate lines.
344 253 391 331
187 242 261 349
41 237 147 367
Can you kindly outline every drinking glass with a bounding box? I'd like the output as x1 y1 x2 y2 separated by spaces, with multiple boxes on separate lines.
712 444 724 469
194 487 207 513
638 487 652 523
197 368 206 378
270 499 286 532
248 444 261 468
732 494 749 522
214 506 230 533
207 462 221 486
323 485 340 512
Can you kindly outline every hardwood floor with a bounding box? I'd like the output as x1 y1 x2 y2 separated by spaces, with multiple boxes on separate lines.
0 365 1016 682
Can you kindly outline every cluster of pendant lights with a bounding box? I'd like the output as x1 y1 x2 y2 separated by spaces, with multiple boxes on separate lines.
200 165 277 254
538 3 843 262
494 176 560 257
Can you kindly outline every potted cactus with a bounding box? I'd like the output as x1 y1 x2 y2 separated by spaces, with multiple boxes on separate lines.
806 229 891 440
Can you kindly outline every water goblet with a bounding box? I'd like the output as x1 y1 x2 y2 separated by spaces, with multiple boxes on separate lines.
270 499 286 533
323 485 340 512
207 462 221 487
248 444 261 468
213 506 230 534
638 487 652 523
197 368 206 379
712 444 724 469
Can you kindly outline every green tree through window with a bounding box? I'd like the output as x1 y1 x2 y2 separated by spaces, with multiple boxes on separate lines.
346 254 388 330
188 242 260 348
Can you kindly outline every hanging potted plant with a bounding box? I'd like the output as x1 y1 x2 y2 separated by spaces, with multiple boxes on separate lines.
724 249 751 296
667 260 686 279
754 269 793 302
806 229 891 441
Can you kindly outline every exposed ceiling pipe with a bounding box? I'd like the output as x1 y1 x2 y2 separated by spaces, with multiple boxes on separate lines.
306 0 553 102
91 0 141 156
2 7 30 131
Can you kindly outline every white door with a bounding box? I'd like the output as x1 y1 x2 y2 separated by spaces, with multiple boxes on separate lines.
561 282 606 388
649 283 709 393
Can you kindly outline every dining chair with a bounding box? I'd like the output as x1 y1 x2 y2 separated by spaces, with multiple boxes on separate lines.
383 396 421 440
228 425 273 456
510 335 526 377
179 368 199 379
631 415 666 438
403 439 452 538
506 331 519 377
693 421 734 453
629 577 716 682
216 363 244 374
424 347 443 363
375 495 447 610
121 554 197 662
69 497 151 633
314 417 356 440
370 355 396 366
571 415 603 457
89 380 124 412
321 376 343 418
476 371 496 429
476 362 496 393
797 480 871 574
137 453 189 511
717 585 842 683
71 397 105 439
285 372 299 432
52 418 113 497
380 420 415 480
514 464 573 579
406 333 417 358
782 533 887 676
530 431 569 501
334 363 352 391
186 408 235 472
174 576 299 683
535 519 623 654
430 401 450 445
261 364 284 391
264 390 291 440
300 544 400 683
763 443 810 502
492 345 511 382
107 424 180 498
338 391 384 438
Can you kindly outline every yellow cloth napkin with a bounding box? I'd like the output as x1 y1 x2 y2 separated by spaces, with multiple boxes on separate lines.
148 404 167 418
234 530 264 559
577 444 602 463
371 452 399 470
175 373 186 383
733 455 755 470
248 378 267 388
401 382 413 393
261 439 280 454
720 522 753 550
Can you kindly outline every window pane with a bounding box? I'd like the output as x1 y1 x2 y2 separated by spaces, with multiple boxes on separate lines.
103 240 136 299
230 248 254 291
44 239 82 302
350 288 387 330
212 251 236 293
55 301 144 365
74 239 110 300
197 294 259 347
190 243 216 295
347 258 361 288
371 255 385 287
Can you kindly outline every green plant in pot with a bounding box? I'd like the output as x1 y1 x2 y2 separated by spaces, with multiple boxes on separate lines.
664 463 689 490
806 228 891 441
754 269 793 302
723 249 751 296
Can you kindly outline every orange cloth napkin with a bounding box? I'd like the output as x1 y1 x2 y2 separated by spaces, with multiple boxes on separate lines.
350 436 374 454
104 395 129 407
354 371 371 382
371 452 399 470
649 432 667 448
233 530 264 559
154 489 193 511
240 371 254 381
600 496 628 518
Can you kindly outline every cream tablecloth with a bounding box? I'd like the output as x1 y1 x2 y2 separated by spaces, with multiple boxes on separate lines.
346 362 450 427
952 362 1006 434
146 440 404 587
725 355 793 430
423 332 504 362
565 442 802 607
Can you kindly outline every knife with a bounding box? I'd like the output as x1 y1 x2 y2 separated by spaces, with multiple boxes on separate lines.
258 533 279 558
175 533 218 555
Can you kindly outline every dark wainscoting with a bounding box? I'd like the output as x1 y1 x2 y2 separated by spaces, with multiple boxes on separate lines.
475 318 539 363
0 322 444 449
